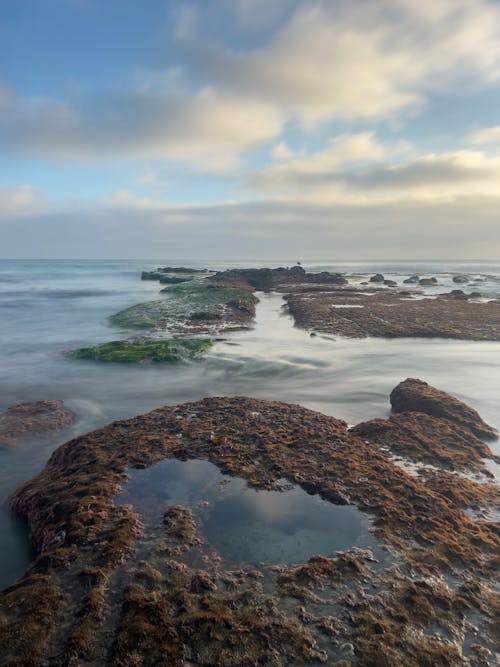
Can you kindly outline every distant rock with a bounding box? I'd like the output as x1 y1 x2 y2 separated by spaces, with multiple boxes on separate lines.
0 400 74 448
141 271 164 281
453 275 470 284
369 273 385 283
158 276 190 284
384 280 398 287
403 274 420 284
157 267 208 274
419 277 438 286
390 378 497 440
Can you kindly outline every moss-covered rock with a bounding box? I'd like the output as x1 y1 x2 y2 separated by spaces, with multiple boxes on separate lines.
110 280 258 333
109 301 170 329
67 338 212 363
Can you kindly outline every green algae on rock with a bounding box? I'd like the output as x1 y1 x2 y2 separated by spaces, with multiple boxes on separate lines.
67 338 212 363
109 278 258 335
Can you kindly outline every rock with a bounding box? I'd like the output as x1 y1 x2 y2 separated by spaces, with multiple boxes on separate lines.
419 277 438 285
443 289 467 300
158 276 190 284
384 280 398 287
469 292 482 298
110 280 258 334
156 266 207 274
0 400 74 448
369 273 385 283
284 290 500 341
390 378 497 440
403 274 420 284
453 275 470 284
141 271 164 281
309 271 348 285
66 338 213 364
352 411 497 472
2 393 499 665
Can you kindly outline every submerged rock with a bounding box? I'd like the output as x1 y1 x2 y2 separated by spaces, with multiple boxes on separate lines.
66 338 213 363
390 378 497 440
1 385 498 665
0 400 74 448
453 274 470 284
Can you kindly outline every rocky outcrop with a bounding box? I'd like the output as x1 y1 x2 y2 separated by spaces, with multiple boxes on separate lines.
453 275 470 284
1 386 498 665
390 378 497 440
213 267 347 291
142 267 208 280
0 400 74 448
419 277 438 285
284 290 500 340
403 274 420 284
369 273 384 283
352 411 498 473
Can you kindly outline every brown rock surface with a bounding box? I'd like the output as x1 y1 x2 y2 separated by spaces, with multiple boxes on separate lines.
351 411 498 473
0 390 498 665
0 400 74 448
390 378 497 440
284 289 500 340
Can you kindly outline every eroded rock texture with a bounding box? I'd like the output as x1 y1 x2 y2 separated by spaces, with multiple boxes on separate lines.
390 378 497 440
0 387 498 666
283 289 500 341
0 400 74 448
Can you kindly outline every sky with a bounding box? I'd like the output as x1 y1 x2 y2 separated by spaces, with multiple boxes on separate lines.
1 0 500 259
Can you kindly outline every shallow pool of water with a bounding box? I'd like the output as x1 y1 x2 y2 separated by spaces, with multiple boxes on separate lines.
117 458 373 565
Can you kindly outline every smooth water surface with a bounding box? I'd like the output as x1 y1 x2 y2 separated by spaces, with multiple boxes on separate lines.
1 259 499 587
117 458 371 565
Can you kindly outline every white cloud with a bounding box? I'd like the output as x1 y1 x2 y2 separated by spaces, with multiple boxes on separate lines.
470 125 500 144
0 185 41 217
249 146 500 204
0 87 282 171
179 0 500 125
2 1 500 170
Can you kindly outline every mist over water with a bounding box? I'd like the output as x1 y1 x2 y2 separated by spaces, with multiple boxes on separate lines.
1 259 499 589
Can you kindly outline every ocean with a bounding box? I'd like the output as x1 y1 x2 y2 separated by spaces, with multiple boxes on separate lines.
1 258 499 589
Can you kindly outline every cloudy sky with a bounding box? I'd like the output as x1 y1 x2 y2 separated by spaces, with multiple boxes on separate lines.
1 0 500 259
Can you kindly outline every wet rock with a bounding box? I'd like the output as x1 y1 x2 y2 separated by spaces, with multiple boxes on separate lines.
110 279 258 335
0 400 74 448
158 276 190 284
384 280 398 287
352 411 497 472
369 273 385 283
390 378 497 440
284 290 500 340
453 275 470 284
67 339 212 364
403 274 420 284
156 266 208 274
141 271 164 280
1 391 498 666
419 277 438 285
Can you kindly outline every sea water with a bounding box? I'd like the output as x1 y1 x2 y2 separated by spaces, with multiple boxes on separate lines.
116 458 374 565
1 259 499 588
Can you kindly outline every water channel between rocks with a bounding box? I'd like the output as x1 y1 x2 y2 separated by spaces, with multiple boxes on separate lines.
116 458 375 565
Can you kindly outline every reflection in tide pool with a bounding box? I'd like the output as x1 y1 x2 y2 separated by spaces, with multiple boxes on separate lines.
117 458 372 565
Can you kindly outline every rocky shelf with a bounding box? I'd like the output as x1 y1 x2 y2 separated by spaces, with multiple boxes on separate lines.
1 380 498 666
